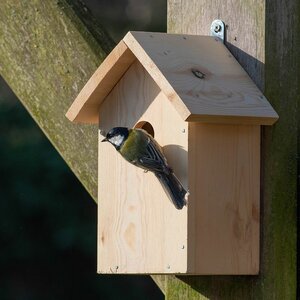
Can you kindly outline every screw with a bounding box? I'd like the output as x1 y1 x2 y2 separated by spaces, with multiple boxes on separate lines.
214 24 222 33
182 129 185 133
167 265 170 269
182 245 185 249
115 266 119 271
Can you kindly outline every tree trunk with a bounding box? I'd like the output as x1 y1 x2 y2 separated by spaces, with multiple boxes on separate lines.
0 0 115 200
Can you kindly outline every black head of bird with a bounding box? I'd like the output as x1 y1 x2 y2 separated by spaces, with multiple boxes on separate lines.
102 126 187 209
101 127 129 150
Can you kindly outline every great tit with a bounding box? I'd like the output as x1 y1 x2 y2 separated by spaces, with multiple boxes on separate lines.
102 127 187 209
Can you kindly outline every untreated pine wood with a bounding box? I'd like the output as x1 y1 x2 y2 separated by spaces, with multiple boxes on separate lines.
163 0 298 299
68 31 278 125
67 28 267 275
123 32 277 124
66 41 136 123
98 61 189 274
187 123 260 275
96 60 260 275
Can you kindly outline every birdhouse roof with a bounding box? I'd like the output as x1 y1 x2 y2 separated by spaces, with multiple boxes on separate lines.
66 31 278 125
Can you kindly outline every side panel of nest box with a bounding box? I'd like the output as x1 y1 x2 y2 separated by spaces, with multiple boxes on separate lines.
187 123 260 274
97 61 189 274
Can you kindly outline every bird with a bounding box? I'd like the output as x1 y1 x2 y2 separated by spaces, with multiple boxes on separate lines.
101 127 187 209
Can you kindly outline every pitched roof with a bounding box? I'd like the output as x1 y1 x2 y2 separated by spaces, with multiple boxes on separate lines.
66 31 278 125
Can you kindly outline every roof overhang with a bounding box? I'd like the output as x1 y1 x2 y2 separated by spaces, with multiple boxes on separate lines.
66 31 278 125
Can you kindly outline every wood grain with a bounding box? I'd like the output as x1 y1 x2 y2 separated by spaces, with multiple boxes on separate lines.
187 124 260 274
68 30 278 125
124 32 278 125
97 59 260 275
66 41 136 123
168 0 265 90
98 61 189 274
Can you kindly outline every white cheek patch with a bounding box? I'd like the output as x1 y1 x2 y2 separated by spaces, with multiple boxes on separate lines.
109 135 124 147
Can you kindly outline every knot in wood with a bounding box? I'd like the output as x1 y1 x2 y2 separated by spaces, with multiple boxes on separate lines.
191 68 206 79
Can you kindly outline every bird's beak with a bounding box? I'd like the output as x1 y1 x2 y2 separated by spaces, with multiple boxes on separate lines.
101 138 108 142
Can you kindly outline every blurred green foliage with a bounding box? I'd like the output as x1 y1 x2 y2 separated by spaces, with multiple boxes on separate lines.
0 0 166 299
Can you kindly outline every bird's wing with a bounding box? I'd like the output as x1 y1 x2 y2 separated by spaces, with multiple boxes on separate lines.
135 137 169 174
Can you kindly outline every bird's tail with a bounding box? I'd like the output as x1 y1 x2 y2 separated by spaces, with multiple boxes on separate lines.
155 171 187 209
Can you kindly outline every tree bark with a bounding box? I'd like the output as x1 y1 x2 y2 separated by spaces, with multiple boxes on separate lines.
163 0 298 299
0 0 115 200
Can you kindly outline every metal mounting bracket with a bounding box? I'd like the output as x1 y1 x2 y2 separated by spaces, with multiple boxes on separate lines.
210 20 225 43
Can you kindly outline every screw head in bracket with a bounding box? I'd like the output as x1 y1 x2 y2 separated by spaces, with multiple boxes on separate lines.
210 19 226 43
214 24 222 33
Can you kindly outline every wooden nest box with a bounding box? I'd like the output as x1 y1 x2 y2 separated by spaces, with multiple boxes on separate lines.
66 31 278 275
